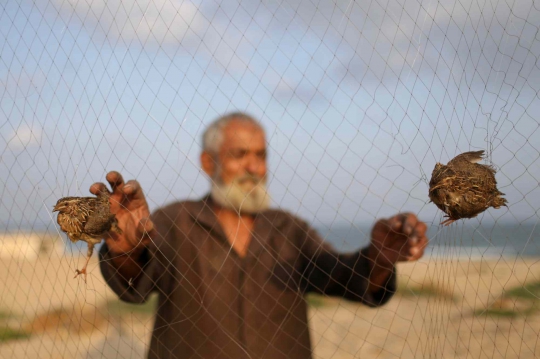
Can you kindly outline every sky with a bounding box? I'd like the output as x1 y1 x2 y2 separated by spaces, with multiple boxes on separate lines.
1 0 540 235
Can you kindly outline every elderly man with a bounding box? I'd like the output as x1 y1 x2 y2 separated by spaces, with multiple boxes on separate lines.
94 112 428 359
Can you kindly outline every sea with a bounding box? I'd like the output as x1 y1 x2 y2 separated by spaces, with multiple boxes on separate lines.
317 222 540 259
28 221 540 259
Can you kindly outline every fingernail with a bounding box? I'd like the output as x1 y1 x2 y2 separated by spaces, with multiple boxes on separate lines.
410 235 418 244
405 224 413 235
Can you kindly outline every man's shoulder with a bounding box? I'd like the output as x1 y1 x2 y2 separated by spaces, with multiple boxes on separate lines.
152 198 205 219
260 208 309 230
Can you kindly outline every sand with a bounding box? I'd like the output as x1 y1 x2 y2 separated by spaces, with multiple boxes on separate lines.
0 254 539 358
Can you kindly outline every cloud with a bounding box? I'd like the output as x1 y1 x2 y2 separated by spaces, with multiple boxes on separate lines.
7 124 42 151
0 69 47 100
54 0 208 46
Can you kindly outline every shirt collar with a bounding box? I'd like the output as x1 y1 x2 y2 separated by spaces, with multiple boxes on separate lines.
183 194 287 257
184 193 285 228
184 194 219 229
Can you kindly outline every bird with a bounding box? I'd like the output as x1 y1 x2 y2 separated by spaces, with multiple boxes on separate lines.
53 192 122 281
429 150 507 226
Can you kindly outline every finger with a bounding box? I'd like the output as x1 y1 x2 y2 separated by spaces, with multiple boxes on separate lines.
416 234 429 249
106 171 125 193
374 219 391 232
408 222 426 246
402 213 418 236
123 180 146 201
406 235 428 260
407 244 426 261
389 212 415 233
90 182 111 196
389 215 402 232
413 221 427 238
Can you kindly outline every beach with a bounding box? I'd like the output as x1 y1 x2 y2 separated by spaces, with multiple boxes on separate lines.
0 254 539 358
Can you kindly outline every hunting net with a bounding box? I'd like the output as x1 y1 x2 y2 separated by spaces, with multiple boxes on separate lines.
1 0 540 358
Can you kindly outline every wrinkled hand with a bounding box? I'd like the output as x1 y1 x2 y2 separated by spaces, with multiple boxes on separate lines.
90 171 155 256
369 213 428 268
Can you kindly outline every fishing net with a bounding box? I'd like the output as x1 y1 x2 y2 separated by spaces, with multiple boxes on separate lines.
1 0 540 357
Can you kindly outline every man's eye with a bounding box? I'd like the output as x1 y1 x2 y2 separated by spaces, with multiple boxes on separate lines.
230 150 246 158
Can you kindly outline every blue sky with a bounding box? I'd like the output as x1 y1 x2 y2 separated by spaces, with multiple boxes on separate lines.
1 0 540 233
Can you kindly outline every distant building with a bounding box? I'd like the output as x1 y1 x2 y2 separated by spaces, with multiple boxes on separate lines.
0 232 65 260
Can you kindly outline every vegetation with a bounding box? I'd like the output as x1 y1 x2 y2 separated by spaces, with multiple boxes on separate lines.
105 293 158 315
0 327 30 342
397 282 458 303
0 311 29 343
476 280 540 318
306 293 328 308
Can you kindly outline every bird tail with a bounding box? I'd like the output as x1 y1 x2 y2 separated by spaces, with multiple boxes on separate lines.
110 217 123 234
491 195 508 209
454 150 485 163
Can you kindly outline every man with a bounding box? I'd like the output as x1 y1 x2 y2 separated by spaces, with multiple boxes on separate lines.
94 112 428 359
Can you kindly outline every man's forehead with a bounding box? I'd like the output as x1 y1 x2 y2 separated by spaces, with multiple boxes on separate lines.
221 120 266 148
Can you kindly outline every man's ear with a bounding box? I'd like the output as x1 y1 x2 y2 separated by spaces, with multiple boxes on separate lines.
201 151 216 177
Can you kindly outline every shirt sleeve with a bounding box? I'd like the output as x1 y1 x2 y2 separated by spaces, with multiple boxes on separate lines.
297 221 396 307
99 208 173 304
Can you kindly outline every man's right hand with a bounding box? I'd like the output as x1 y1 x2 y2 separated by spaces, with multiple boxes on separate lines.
90 171 155 257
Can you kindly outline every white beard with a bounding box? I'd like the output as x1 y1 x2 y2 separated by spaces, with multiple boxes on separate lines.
211 175 270 214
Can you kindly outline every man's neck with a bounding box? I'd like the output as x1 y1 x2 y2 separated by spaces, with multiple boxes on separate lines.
212 204 255 258
212 204 255 226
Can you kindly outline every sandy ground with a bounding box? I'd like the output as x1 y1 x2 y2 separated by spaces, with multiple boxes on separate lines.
0 254 539 358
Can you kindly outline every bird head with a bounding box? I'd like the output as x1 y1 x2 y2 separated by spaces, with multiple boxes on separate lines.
53 197 77 213
431 163 446 179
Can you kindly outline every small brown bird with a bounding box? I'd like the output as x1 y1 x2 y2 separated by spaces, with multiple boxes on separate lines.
53 192 122 281
429 150 507 226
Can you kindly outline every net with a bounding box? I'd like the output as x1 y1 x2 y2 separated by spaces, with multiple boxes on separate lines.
1 0 540 358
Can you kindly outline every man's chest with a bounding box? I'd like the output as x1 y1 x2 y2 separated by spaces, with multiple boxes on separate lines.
220 221 254 259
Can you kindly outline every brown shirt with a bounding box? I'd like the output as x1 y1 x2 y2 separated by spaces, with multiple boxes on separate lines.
99 196 396 359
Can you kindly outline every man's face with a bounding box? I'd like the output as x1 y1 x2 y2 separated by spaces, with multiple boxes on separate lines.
202 119 270 213
215 120 267 186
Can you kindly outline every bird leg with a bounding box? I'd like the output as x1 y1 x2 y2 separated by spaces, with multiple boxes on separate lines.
440 217 457 226
74 243 95 283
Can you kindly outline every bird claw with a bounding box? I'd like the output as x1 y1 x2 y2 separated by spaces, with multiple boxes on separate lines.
74 268 87 283
440 218 457 226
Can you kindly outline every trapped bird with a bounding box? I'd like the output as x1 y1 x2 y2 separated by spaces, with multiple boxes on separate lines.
429 150 507 226
53 192 122 281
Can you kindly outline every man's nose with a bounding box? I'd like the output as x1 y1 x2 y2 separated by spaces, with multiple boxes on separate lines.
246 154 262 174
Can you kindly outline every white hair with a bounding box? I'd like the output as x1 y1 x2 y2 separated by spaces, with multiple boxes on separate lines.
202 112 264 154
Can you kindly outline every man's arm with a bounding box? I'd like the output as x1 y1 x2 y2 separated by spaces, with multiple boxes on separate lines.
298 213 427 306
300 237 397 307
99 209 172 303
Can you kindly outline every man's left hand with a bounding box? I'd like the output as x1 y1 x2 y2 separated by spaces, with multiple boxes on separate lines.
368 213 428 269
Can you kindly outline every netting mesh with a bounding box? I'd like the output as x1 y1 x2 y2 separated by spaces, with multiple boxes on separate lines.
1 0 540 357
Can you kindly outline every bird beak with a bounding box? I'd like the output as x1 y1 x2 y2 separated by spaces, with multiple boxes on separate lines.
53 203 63 212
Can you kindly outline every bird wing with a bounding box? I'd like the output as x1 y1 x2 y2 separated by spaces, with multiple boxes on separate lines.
429 165 455 188
448 150 485 165
57 212 86 242
83 196 115 238
59 200 95 239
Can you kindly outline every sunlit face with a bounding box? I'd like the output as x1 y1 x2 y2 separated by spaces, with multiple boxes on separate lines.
202 119 270 213
215 120 267 186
